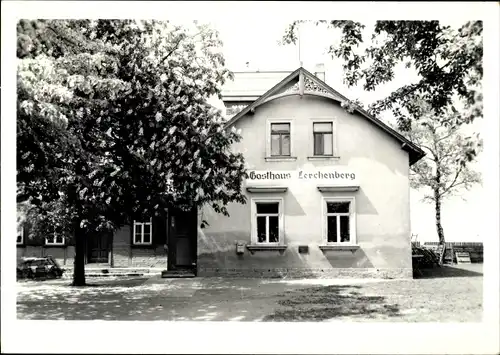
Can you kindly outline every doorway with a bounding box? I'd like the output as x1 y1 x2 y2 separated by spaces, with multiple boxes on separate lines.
167 208 197 274
87 232 110 264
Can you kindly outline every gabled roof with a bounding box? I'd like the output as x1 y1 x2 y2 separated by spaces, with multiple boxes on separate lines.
224 67 425 165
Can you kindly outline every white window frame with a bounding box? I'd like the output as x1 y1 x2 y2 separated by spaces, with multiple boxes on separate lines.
45 233 66 246
309 117 338 158
322 196 357 245
133 218 153 245
250 197 284 245
313 121 334 156
17 225 24 245
266 119 295 159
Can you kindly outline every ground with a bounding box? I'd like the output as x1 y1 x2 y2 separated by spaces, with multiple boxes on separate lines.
16 264 483 322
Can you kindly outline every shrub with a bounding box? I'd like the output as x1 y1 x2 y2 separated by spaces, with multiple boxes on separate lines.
412 243 440 270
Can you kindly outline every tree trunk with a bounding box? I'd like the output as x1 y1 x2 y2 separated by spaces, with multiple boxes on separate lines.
72 222 86 286
434 188 446 265
109 230 114 268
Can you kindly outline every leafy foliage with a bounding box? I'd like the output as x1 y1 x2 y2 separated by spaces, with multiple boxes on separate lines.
17 20 247 284
281 20 483 133
403 101 482 203
397 100 481 248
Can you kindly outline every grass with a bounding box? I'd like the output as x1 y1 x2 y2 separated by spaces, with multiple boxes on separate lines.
16 264 483 322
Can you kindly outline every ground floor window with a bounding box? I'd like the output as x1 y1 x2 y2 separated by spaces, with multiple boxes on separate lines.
323 197 356 244
133 218 153 245
251 198 283 244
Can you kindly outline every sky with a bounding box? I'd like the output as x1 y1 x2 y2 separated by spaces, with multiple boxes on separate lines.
212 18 484 243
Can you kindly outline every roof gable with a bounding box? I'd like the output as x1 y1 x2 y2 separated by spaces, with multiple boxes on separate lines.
224 67 425 165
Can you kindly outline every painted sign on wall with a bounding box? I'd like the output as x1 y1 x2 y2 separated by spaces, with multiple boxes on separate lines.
246 168 358 186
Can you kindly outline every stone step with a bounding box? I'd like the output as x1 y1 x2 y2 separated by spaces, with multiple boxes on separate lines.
61 267 163 278
161 270 196 278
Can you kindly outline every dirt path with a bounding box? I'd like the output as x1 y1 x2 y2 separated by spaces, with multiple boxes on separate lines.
16 265 483 322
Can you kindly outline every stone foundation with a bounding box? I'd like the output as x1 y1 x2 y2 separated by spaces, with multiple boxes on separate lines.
197 267 413 279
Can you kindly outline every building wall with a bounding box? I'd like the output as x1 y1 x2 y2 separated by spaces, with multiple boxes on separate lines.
112 225 169 268
113 226 132 267
198 94 412 279
17 222 169 269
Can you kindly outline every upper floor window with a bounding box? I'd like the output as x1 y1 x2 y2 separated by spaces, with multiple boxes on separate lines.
270 123 291 156
133 218 153 245
313 122 333 156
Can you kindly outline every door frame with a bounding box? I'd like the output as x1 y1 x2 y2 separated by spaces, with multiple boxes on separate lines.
85 232 111 265
167 207 198 273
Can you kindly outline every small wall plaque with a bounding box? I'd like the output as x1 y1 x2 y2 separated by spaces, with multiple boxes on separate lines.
298 245 309 254
236 242 245 255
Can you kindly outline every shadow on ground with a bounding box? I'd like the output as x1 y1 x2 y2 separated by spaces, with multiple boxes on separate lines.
263 284 400 321
17 277 272 321
16 267 483 322
415 264 483 279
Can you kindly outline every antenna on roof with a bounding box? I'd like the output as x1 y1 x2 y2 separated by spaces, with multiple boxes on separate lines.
298 24 303 67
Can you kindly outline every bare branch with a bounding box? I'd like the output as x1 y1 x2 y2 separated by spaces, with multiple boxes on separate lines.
436 127 460 143
441 180 473 196
439 165 463 197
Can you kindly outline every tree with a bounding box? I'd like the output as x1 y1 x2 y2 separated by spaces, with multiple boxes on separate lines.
402 102 482 264
17 20 247 286
281 21 483 138
17 20 132 285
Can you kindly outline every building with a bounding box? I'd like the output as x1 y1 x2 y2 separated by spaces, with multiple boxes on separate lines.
197 64 424 279
16 207 196 272
17 64 425 279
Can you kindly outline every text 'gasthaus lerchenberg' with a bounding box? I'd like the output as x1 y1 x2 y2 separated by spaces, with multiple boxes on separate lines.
247 171 356 180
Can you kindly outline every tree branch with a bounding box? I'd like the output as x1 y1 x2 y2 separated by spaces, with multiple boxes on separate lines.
436 127 460 143
46 25 83 49
441 180 471 196
162 37 184 63
377 49 461 110
161 31 205 64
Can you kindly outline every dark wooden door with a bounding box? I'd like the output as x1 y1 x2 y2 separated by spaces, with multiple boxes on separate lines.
87 233 109 263
167 208 197 271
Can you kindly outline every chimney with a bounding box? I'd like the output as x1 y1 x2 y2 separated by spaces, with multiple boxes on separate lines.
314 63 325 82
